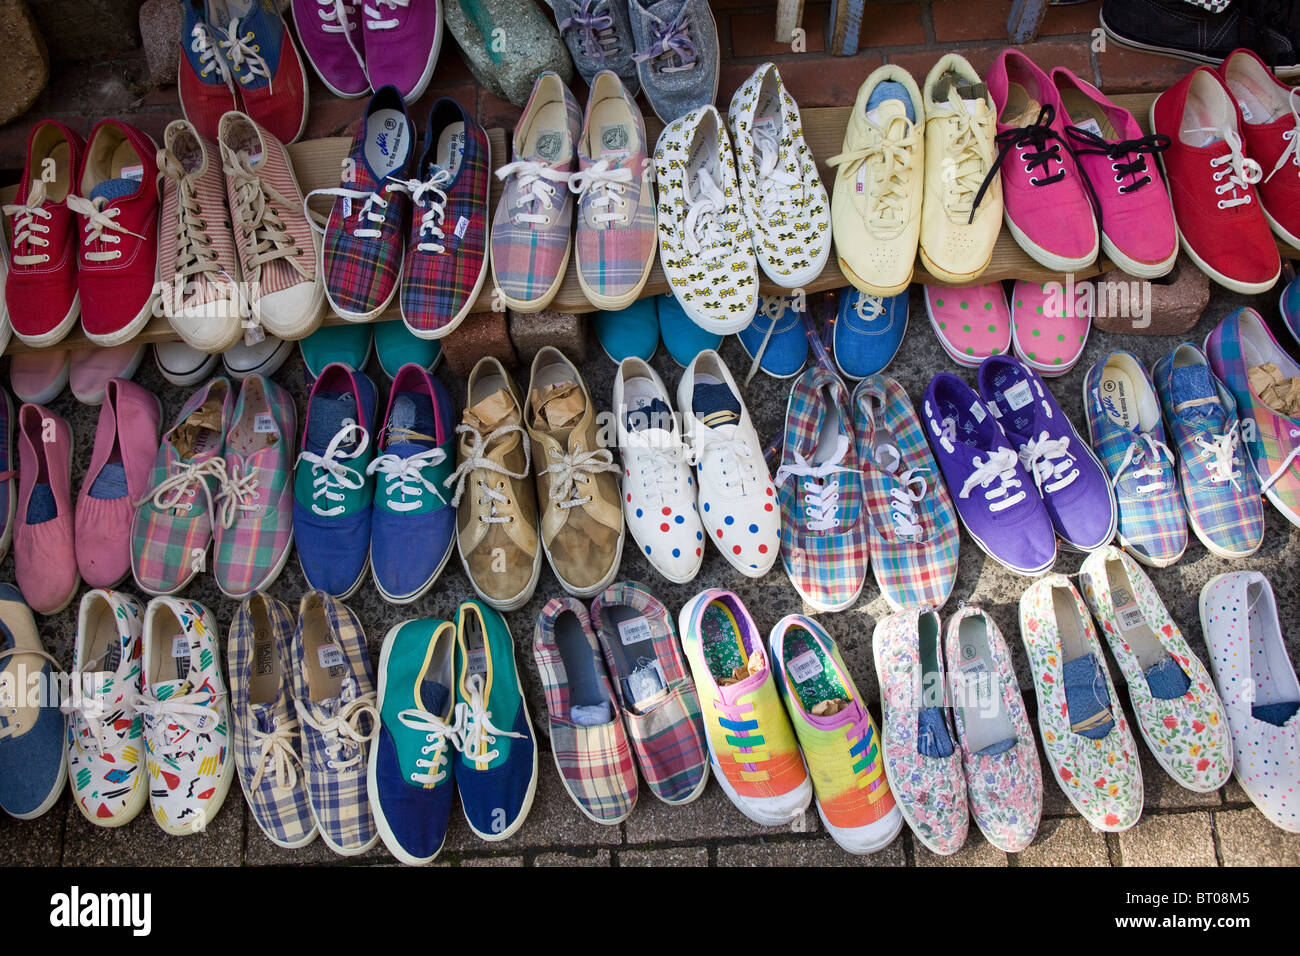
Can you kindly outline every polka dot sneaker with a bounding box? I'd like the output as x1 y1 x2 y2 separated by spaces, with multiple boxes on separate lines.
1010 279 1091 377
923 283 1011 368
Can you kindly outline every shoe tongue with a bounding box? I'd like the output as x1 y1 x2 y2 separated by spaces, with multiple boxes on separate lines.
866 81 915 125
89 177 139 204
625 397 673 433
251 700 277 733
1171 364 1226 427
88 462 129 501
933 75 988 107
307 391 359 451
386 393 436 455
692 382 741 430
25 483 56 524
419 679 449 717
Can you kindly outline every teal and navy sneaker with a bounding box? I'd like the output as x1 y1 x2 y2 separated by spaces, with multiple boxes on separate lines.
593 298 659 363
453 599 538 841
374 319 441 379
369 617 460 865
299 324 373 382
293 363 378 597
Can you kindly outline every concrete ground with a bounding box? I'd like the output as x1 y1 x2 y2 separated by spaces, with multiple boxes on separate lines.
2 279 1299 868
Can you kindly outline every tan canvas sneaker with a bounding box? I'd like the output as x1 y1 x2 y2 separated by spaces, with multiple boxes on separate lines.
828 65 925 297
524 346 623 597
919 54 1002 284
446 357 541 612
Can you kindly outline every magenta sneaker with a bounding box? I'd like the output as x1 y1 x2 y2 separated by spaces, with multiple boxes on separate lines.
15 403 79 614
75 378 162 588
1010 279 1091 377
362 0 442 102
984 49 1099 272
923 282 1011 368
68 343 146 405
1052 67 1178 279
292 0 369 98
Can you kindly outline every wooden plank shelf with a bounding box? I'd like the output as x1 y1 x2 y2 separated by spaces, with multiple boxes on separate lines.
4 93 1297 356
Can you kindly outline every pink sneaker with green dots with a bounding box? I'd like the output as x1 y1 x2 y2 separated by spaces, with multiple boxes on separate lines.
923 283 1011 369
1010 279 1090 377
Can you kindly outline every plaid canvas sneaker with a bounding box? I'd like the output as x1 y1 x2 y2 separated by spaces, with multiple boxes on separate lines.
679 588 811 825
571 70 656 310
293 363 378 598
534 596 639 823
291 590 379 856
131 377 235 596
853 375 959 611
138 596 234 835
1206 306 1300 529
214 374 297 598
590 582 709 805
395 98 492 340
210 0 310 145
775 365 869 612
491 72 583 312
453 599 538 841
1152 342 1265 559
228 591 316 849
308 86 415 322
369 616 460 864
1083 351 1188 567
772 614 902 854
64 589 147 827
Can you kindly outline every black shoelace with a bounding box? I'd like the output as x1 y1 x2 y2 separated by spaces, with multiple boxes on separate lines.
1065 126 1170 194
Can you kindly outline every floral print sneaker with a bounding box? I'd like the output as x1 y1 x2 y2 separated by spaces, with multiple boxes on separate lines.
1019 575 1143 832
872 607 968 856
1079 546 1232 793
923 283 1011 369
943 605 1042 853
1010 279 1091 377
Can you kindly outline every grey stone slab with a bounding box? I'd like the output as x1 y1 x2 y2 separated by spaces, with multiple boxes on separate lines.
459 853 524 866
912 828 1007 867
1118 812 1217 867
1214 809 1300 867
616 846 709 867
623 776 819 844
1013 816 1111 867
0 792 66 865
533 849 611 866
61 795 242 866
1135 742 1223 811
717 834 905 867
243 805 394 866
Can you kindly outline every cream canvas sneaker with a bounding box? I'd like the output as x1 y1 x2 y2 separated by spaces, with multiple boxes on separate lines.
919 55 1002 284
653 104 758 333
727 62 831 289
829 66 924 297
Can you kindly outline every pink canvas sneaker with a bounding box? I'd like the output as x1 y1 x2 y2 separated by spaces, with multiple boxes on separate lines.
68 343 146 405
75 378 162 588
1052 67 1178 279
291 0 369 99
14 403 79 614
362 0 442 102
1010 279 1090 377
923 282 1011 368
9 350 70 405
985 49 1099 272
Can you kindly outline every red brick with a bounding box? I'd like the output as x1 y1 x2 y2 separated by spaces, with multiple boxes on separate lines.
1097 45 1192 93
872 2 926 47
724 53 883 109
304 88 365 140
729 4 828 57
1042 1 1103 37
895 39 1095 87
932 0 1013 42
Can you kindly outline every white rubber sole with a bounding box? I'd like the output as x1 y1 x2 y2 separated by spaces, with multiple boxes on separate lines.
12 356 70 405
1003 208 1099 273
1100 231 1178 281
924 291 1001 369
371 537 454 605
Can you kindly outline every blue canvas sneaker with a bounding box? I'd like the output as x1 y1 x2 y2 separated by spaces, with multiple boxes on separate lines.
834 287 909 379
656 292 721 367
737 294 808 381
593 297 660 363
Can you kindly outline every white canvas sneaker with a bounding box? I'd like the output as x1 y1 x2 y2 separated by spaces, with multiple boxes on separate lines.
138 596 234 835
676 349 779 576
653 104 758 334
614 357 704 584
727 62 832 289
1200 571 1300 832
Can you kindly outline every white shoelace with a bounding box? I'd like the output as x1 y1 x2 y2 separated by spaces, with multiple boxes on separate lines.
136 687 224 758
67 194 146 262
774 435 854 531
388 167 453 253
140 456 228 529
3 180 52 265
367 447 448 512
744 295 796 386
456 673 523 764
1266 87 1300 184
569 159 632 225
1195 429 1243 487
751 122 801 219
398 708 459 785
1111 432 1175 495
218 19 273 93
296 694 378 772
496 160 571 225
854 293 885 322
61 672 135 757
541 447 619 510
958 446 1026 512
443 423 532 525
690 432 759 496
624 430 690 503
682 165 728 259
1018 431 1079 495
307 183 399 239
295 421 370 517
363 0 407 30
216 461 262 528
1260 427 1300 494
1204 125 1262 209
190 20 234 88
249 714 302 794
827 115 918 234
929 87 988 217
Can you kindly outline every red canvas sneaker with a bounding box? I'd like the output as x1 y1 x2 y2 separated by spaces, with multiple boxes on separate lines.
212 0 310 145
1151 66 1280 294
3 121 85 347
179 0 240 142
69 120 163 347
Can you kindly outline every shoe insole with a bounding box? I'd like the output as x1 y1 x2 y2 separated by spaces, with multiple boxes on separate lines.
39 140 72 202
247 596 279 706
365 108 411 179
686 123 718 201
1181 81 1228 147
149 604 190 687
918 611 945 708
935 394 986 449
951 614 1017 754
554 610 605 711
436 121 466 177
521 101 570 165
81 597 123 677
700 599 751 684
420 629 454 716
1247 580 1300 707
623 375 672 431
1053 586 1091 664
226 377 278 457
811 386 843 464
781 627 847 713
302 595 345 702
1097 361 1142 430
1104 558 1167 671
588 96 638 163
1058 90 1118 140
999 82 1038 126
461 609 489 681
1224 68 1289 126
600 604 668 712
1053 586 1117 739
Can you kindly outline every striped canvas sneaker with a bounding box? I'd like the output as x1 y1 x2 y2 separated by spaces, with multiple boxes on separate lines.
679 588 811 826
771 614 902 854
853 375 959 611
534 597 639 824
228 591 316 849
590 582 709 805
139 596 233 836
775 365 869 612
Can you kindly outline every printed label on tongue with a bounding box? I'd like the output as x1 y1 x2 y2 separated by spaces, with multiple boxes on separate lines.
171 636 191 659
1073 117 1104 139
617 617 654 647
969 401 987 423
599 124 631 162
1111 586 1146 630
1003 380 1034 412
120 164 144 182
342 196 352 218
317 643 345 670
454 215 470 239
467 647 488 675
787 649 824 684
253 413 277 435
1236 99 1255 122
955 653 995 711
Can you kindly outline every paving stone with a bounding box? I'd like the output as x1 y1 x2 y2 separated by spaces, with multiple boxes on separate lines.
533 849 611 866
459 853 524 866
616 846 709 867
0 792 66 865
913 829 1007 867
243 806 393 866
1013 816 1111 867
718 834 905 866
1136 744 1223 811
1118 812 1217 867
1214 809 1300 867
443 766 622 852
138 0 180 87
624 776 820 844
61 795 242 866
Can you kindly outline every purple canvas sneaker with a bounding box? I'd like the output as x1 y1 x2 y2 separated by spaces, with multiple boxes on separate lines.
922 372 1057 575
291 0 369 99
978 355 1117 552
362 0 442 102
